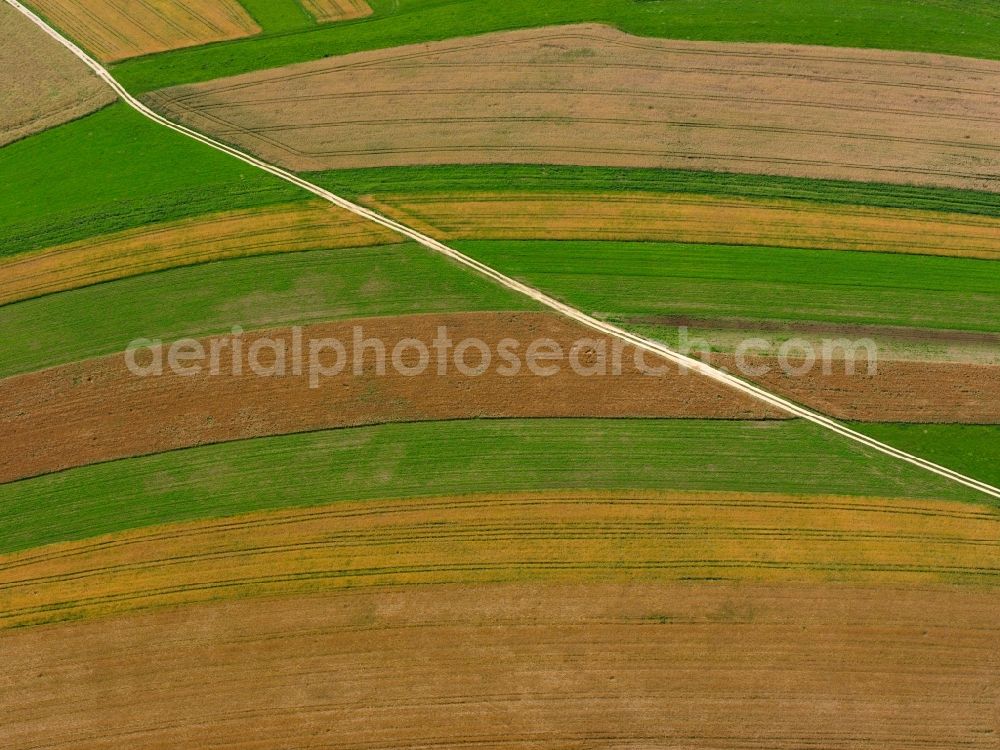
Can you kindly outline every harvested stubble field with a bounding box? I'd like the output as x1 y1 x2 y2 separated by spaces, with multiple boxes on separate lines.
300 0 372 23
0 243 534 378
362 191 1000 260
1 490 998 628
3 582 998 749
146 25 1000 190
0 200 400 306
0 2 114 147
24 0 260 62
0 312 783 483
0 419 985 556
707 355 1000 424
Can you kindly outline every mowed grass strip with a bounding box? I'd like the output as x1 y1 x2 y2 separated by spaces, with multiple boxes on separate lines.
0 2 115 147
24 0 260 62
114 0 1000 93
310 165 1000 217
3 583 997 749
0 200 401 306
0 104 304 258
0 242 534 378
0 419 986 555
362 192 1000 260
454 240 1000 333
145 25 1000 190
1 490 998 629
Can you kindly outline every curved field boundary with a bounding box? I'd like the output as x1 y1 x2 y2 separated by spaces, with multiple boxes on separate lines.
22 0 260 62
0 312 783 484
145 25 1000 190
1 490 997 628
6 582 997 749
361 192 1000 260
299 0 371 24
8 0 997 502
0 199 400 306
0 2 115 147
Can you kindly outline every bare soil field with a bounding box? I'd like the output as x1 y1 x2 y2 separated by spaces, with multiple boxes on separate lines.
1 490 997 628
300 0 372 23
26 0 260 62
147 24 1000 190
0 2 114 147
363 191 1000 259
710 355 1000 423
2 581 997 748
0 200 401 306
0 312 782 483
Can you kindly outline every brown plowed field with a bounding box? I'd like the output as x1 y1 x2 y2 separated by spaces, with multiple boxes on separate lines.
0 200 401 306
27 0 260 62
1 490 997 628
0 2 115 147
3 581 997 748
0 312 782 483
363 192 1000 259
146 24 1000 190
300 0 372 23
712 354 1000 423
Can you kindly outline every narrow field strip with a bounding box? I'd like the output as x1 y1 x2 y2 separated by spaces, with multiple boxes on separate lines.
361 192 1000 260
0 1 114 146
0 200 401 306
23 0 260 62
0 312 782 483
1 490 997 628
0 243 535 378
3 582 998 748
0 419 986 556
145 24 1000 190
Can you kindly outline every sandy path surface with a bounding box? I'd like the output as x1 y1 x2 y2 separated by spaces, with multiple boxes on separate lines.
147 24 1000 190
2 581 997 748
0 312 783 483
0 2 114 146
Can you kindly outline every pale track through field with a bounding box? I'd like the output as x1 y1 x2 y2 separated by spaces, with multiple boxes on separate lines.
7 0 999 501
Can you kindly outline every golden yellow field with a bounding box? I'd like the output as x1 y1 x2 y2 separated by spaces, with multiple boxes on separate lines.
0 200 401 305
2 490 996 629
362 191 1000 259
299 0 372 23
26 0 260 62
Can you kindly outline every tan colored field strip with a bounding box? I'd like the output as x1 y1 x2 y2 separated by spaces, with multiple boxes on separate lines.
299 0 371 23
25 0 260 62
711 354 1000 423
363 192 1000 259
1 490 997 629
0 312 783 483
3 581 998 750
0 200 401 306
146 24 1000 190
0 2 115 146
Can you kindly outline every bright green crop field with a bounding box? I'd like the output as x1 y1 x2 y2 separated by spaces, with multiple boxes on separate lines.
0 243 534 377
113 0 1000 93
453 240 1000 334
0 417 985 554
310 165 1000 218
0 104 304 257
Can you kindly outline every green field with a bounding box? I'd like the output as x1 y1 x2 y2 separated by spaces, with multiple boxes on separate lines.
0 104 303 256
0 417 986 554
238 0 316 33
310 165 1000 218
0 243 534 377
453 240 1000 334
851 423 1000 489
112 0 1000 93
